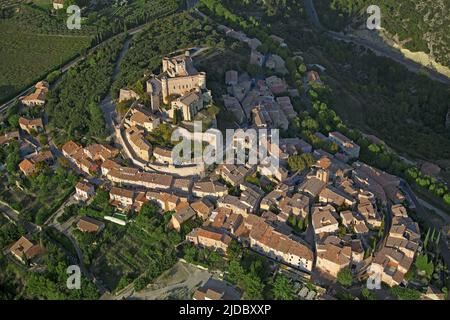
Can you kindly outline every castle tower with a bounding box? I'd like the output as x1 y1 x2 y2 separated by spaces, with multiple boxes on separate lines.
316 168 329 183
162 57 170 74
161 76 169 104
198 72 207 89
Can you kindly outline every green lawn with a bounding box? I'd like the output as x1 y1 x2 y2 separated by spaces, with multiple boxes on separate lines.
0 22 91 103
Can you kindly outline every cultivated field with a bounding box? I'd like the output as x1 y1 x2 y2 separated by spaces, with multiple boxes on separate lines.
0 22 91 102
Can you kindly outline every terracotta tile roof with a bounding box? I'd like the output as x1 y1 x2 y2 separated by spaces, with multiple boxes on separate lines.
138 172 173 188
77 216 104 233
340 210 354 223
31 150 53 163
193 180 227 194
317 243 351 266
216 164 252 185
130 110 152 126
72 148 97 172
358 201 376 218
354 222 369 234
10 236 43 261
75 181 93 193
101 159 121 171
319 186 354 206
312 206 338 230
391 204 408 217
317 156 332 169
21 89 46 102
62 140 82 156
146 191 181 206
249 221 313 261
197 288 221 300
19 117 43 128
196 228 232 246
218 195 250 212
85 144 117 160
173 177 192 190
173 204 196 224
21 82 48 104
19 159 35 175
129 130 152 152
134 191 147 202
299 177 326 197
110 187 134 199
193 278 241 300
191 199 213 218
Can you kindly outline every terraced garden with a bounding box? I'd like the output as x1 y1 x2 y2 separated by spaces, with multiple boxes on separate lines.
90 209 181 291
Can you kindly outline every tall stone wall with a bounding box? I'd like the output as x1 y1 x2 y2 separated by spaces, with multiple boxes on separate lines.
161 73 206 103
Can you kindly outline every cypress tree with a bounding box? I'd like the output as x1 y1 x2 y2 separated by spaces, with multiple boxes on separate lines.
430 228 436 244
435 231 441 248
424 228 431 250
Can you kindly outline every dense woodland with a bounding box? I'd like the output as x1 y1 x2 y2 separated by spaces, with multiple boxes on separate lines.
214 0 299 21
314 0 450 67
46 36 125 144
317 38 450 161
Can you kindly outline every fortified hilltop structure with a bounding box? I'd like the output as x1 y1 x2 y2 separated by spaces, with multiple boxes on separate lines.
147 50 211 121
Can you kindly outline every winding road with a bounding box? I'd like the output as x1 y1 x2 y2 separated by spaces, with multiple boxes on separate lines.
302 0 450 85
99 36 133 138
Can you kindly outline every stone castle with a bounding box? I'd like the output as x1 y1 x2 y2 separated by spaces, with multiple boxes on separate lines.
147 50 212 121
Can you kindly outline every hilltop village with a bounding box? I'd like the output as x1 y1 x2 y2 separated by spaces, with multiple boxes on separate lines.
0 10 447 301
3 51 421 297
